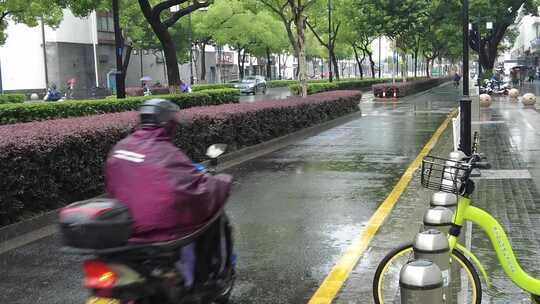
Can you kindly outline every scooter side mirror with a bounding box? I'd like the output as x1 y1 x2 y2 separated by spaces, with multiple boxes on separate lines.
206 144 227 159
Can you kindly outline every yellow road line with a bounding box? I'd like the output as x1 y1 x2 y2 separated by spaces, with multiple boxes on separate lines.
308 109 458 304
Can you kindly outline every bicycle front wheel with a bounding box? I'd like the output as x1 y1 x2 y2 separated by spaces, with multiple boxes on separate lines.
373 243 482 304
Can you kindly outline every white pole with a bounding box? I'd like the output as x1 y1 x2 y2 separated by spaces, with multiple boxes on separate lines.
90 11 99 87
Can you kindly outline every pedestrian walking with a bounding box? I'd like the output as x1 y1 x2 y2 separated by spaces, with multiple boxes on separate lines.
519 68 526 87
529 68 536 83
453 72 461 88
511 68 519 88
66 78 76 99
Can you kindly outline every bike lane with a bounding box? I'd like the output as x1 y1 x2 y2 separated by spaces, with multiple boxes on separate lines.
0 83 458 304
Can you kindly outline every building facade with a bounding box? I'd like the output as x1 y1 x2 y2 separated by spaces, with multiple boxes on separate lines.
509 14 540 68
0 9 392 97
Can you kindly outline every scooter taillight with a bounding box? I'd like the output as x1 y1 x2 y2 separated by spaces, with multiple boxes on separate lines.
83 260 117 289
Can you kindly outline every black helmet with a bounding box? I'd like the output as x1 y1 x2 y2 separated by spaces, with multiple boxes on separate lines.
139 99 181 127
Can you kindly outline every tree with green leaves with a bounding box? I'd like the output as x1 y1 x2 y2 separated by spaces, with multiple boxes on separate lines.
305 0 342 81
211 1 257 80
343 0 391 79
190 0 244 81
258 0 319 96
209 1 285 80
134 0 210 91
467 0 538 71
249 11 290 80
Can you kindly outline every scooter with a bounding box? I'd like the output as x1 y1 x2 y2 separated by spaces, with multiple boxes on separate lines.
480 79 509 95
43 88 66 102
60 144 235 304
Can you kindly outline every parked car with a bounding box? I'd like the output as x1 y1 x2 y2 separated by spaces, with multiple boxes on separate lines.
235 76 267 95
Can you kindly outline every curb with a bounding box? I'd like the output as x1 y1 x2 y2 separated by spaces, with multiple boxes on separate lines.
0 109 362 245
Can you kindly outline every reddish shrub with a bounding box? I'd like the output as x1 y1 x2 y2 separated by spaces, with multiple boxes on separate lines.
0 91 361 225
372 77 452 98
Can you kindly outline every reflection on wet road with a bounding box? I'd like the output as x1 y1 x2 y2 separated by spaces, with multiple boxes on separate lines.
0 83 459 303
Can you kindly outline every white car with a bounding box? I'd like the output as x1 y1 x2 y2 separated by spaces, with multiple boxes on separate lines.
234 76 267 95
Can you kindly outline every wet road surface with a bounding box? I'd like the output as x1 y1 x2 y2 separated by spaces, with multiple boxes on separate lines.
0 83 458 303
239 87 291 103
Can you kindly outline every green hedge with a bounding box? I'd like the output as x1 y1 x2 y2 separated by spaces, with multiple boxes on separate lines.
0 89 240 125
0 91 361 225
268 79 351 88
192 83 236 91
289 78 390 95
267 80 297 88
0 94 26 104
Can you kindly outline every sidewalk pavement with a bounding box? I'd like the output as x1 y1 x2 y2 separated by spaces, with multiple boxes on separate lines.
333 82 540 303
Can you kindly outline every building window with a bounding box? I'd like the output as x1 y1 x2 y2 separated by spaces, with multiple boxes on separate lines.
97 13 114 33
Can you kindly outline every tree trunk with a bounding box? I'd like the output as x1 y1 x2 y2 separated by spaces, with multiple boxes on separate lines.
328 52 333 82
237 49 242 80
161 34 181 92
470 24 507 71
331 52 340 81
352 46 364 79
200 42 207 81
396 53 399 78
266 48 272 80
278 54 282 79
295 56 300 79
414 49 418 78
426 58 430 78
401 52 409 82
367 50 375 78
241 51 247 79
237 48 244 80
137 1 180 91
121 44 133 84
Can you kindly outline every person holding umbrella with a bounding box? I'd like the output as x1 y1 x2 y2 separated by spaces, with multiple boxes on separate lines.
141 76 152 96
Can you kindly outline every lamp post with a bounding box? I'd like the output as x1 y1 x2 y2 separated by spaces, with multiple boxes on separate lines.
486 21 493 75
475 23 482 88
189 12 194 85
328 0 333 82
459 0 472 155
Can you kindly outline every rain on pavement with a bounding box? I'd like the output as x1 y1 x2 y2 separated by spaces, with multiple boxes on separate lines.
0 83 459 303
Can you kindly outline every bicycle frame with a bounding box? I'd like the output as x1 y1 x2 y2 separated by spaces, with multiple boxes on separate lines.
448 196 540 296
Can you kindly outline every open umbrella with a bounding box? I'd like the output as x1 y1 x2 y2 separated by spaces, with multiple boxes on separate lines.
140 76 152 82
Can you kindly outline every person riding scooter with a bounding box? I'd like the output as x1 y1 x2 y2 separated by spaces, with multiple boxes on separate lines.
105 99 233 287
43 83 64 102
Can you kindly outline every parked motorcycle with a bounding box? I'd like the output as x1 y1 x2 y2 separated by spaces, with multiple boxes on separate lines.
43 85 66 102
60 144 235 304
480 79 509 95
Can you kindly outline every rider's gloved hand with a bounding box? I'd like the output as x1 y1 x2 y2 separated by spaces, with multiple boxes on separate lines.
194 163 207 173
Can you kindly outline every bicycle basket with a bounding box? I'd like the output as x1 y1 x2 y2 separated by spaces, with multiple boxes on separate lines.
421 156 471 194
